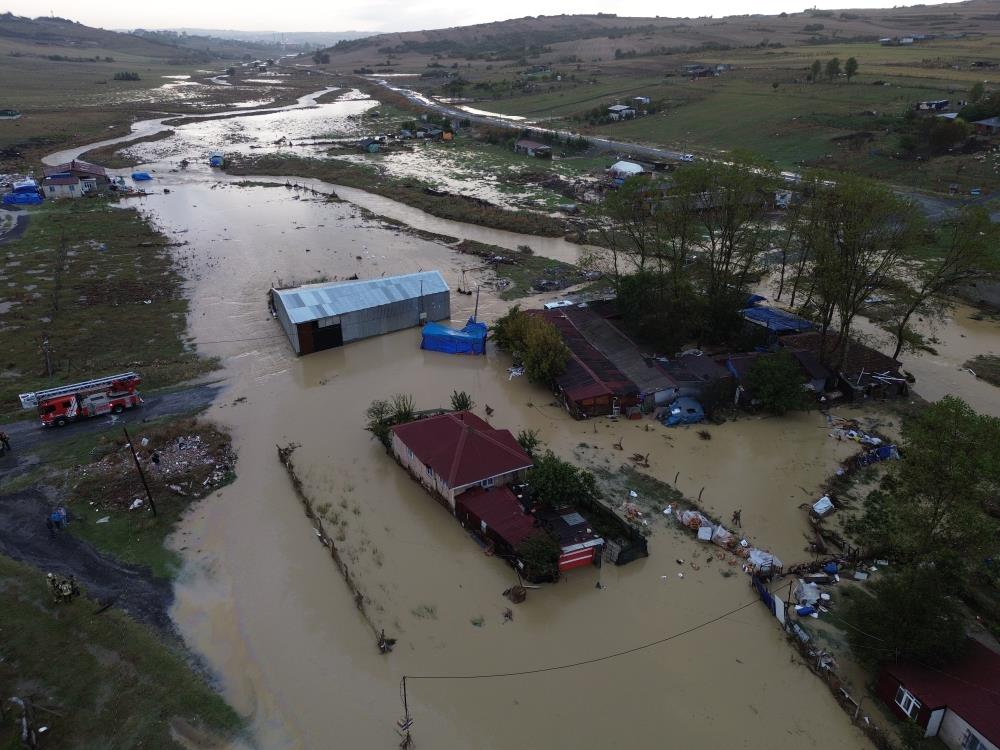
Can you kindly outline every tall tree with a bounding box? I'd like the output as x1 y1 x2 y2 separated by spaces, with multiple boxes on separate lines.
810 59 822 82
674 155 775 299
825 57 841 81
889 206 999 360
844 56 858 82
848 397 1000 574
806 176 921 368
970 81 985 103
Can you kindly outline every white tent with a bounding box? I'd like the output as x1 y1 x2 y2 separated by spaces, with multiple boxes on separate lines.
609 161 644 178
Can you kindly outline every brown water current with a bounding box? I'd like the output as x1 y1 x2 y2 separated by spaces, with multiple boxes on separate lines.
120 177 871 749
87 92 997 749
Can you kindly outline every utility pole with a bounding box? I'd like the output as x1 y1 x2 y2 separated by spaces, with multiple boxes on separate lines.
123 426 157 517
41 336 52 378
396 677 413 748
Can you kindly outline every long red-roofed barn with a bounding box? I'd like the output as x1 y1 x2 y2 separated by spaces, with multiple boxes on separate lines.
389 411 533 511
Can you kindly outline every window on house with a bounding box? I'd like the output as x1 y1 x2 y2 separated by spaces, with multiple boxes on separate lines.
426 465 432 477
894 686 921 719
481 476 495 488
961 730 987 750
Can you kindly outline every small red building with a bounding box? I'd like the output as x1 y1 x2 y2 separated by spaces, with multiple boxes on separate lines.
455 485 538 556
876 639 1000 749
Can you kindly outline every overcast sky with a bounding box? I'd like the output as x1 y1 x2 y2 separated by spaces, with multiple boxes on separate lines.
30 0 961 33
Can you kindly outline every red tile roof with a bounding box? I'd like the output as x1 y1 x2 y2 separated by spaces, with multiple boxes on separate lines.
457 486 538 548
391 411 533 489
885 640 1000 744
42 176 80 186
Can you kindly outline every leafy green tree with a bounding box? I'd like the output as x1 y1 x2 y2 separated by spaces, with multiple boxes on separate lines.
527 451 599 509
825 57 841 81
450 390 475 411
844 56 858 82
365 393 416 448
516 428 541 456
970 81 985 104
491 307 569 387
848 397 1000 575
810 59 822 81
491 305 531 353
843 568 966 667
744 352 810 415
515 532 561 581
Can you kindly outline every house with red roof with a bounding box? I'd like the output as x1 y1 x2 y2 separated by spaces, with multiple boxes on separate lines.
876 639 1000 750
390 411 534 510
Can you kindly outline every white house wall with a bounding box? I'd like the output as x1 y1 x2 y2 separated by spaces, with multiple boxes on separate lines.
939 709 997 750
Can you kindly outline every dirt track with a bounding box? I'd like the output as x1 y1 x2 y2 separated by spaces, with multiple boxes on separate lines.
0 488 175 630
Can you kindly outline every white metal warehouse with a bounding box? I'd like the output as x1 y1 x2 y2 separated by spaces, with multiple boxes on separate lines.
272 271 451 355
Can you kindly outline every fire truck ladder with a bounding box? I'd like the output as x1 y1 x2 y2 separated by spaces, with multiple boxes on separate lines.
19 371 140 410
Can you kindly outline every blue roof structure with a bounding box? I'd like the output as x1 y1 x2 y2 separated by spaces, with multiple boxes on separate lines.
741 306 815 334
421 317 487 355
131 172 153 181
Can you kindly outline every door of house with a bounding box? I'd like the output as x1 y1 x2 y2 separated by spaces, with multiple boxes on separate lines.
611 398 620 417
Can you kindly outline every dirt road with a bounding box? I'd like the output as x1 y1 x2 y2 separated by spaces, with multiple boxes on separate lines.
1 381 222 454
0 488 175 630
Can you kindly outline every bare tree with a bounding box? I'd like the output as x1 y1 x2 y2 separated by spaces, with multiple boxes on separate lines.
889 206 998 360
806 177 922 367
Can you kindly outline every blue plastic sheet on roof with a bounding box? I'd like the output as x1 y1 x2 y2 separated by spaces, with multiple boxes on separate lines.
131 172 152 181
661 397 705 427
741 306 815 333
2 193 42 205
745 293 767 306
421 317 487 355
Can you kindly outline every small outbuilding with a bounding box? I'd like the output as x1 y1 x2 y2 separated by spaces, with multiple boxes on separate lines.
272 271 450 355
973 117 1000 136
421 316 487 355
514 138 552 158
877 639 1000 749
608 160 645 180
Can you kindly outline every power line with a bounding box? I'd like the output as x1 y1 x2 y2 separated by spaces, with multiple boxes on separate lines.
404 598 759 682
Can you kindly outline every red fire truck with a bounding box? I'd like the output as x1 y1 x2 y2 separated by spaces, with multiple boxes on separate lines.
19 372 143 427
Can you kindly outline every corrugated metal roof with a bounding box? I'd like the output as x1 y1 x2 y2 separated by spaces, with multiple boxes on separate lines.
274 271 449 325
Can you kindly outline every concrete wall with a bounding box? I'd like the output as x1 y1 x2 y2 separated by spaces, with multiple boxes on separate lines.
939 709 997 750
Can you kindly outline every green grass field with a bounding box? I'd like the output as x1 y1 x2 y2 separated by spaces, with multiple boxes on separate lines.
0 555 241 750
0 199 217 421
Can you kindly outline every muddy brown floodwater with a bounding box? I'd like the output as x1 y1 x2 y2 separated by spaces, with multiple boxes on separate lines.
67 91 1000 749
117 172 872 749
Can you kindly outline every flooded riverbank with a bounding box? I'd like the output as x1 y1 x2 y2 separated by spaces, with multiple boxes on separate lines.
62 87 999 750
117 172 872 748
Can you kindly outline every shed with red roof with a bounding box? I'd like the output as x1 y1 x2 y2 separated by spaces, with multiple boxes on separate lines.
455 486 539 555
876 639 1000 749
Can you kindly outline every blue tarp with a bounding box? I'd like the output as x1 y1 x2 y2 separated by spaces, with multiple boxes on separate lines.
741 306 816 333
745 293 767 306
2 193 42 205
661 397 705 427
421 317 488 355
209 154 224 167
131 172 153 181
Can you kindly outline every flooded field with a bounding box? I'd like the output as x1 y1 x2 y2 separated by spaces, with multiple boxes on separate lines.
60 88 1000 749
